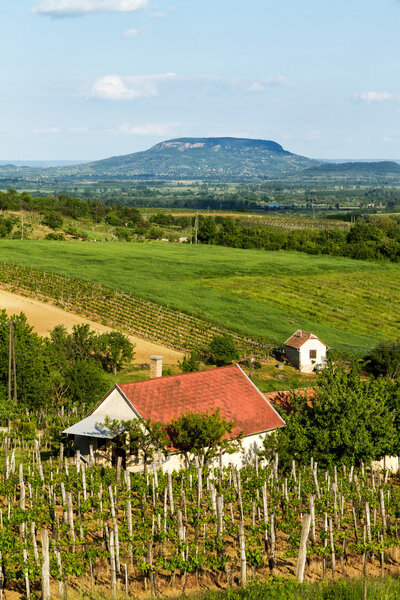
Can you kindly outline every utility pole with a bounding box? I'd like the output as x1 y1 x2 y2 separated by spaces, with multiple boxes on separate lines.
8 322 12 402
194 212 199 245
7 321 17 404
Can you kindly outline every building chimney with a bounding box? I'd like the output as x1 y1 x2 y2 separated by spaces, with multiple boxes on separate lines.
149 356 163 379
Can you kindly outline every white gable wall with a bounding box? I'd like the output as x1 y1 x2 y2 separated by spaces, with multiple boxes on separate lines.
298 338 327 373
92 387 138 420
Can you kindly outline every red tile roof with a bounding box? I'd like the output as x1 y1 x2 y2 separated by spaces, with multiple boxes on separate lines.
284 329 328 349
110 365 285 437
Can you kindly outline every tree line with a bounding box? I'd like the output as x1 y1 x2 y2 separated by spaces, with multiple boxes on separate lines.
193 214 400 262
0 312 134 426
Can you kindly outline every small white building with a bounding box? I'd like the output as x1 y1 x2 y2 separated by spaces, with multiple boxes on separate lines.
64 360 285 472
284 330 328 373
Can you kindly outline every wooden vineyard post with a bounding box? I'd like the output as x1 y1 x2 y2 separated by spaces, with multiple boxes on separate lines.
168 471 175 515
296 514 311 583
109 486 121 574
23 549 31 600
261 484 269 552
66 493 76 552
309 495 316 544
380 488 387 535
269 513 276 572
216 495 224 541
109 531 117 599
238 520 247 587
41 529 50 600
329 517 336 581
124 563 129 599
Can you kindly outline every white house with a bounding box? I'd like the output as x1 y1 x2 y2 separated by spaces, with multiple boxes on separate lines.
63 360 285 472
284 330 328 373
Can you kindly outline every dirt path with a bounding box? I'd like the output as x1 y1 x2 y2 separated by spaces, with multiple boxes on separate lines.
0 289 183 365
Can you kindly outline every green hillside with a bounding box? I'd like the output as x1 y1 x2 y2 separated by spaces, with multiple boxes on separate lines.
298 160 400 180
0 240 397 354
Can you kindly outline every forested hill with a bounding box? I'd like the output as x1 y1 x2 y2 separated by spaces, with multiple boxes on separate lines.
299 160 400 180
0 137 319 182
59 137 318 179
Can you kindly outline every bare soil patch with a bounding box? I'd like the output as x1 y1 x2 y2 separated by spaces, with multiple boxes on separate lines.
0 288 183 365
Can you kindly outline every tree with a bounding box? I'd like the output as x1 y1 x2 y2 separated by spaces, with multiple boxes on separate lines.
179 350 200 373
42 211 63 230
166 409 242 468
366 339 400 379
208 334 240 366
105 417 169 473
197 216 217 244
0 311 51 408
97 332 135 375
63 360 108 410
266 361 396 469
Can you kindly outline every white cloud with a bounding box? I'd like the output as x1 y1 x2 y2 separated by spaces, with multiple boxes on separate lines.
246 76 288 92
122 27 140 37
31 0 147 17
32 127 62 134
90 73 176 100
88 73 287 101
109 122 179 136
353 91 395 104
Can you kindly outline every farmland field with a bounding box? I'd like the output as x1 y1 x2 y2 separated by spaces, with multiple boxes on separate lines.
0 239 397 353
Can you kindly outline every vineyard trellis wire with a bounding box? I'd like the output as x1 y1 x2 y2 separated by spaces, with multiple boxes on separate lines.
0 261 272 358
0 431 399 598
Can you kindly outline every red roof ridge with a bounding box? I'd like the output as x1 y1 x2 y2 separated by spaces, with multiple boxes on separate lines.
118 363 239 391
284 329 328 349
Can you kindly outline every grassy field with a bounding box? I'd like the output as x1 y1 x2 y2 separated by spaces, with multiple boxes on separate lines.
0 239 396 354
185 578 400 600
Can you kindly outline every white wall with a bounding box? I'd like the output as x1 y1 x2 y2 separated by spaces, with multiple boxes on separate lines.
127 431 272 474
92 387 138 420
298 339 327 373
372 455 400 473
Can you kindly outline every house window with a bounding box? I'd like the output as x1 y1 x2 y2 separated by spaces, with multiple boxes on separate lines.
309 349 317 359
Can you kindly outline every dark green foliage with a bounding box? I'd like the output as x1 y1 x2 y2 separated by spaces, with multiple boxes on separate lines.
197 216 217 243
63 359 109 407
105 416 169 472
42 211 63 229
45 232 65 241
97 331 134 374
266 361 397 468
209 334 240 366
366 339 400 379
166 409 240 466
179 350 200 373
0 311 51 408
0 217 13 238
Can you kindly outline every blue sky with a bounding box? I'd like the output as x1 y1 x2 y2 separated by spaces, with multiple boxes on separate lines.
1 0 399 160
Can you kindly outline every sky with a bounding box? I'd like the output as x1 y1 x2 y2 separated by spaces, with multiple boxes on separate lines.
1 0 400 161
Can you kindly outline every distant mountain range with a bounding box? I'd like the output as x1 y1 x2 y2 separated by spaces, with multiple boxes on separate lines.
1 137 400 182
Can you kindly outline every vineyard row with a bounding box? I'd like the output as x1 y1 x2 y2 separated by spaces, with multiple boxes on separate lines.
0 434 399 599
0 262 271 357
